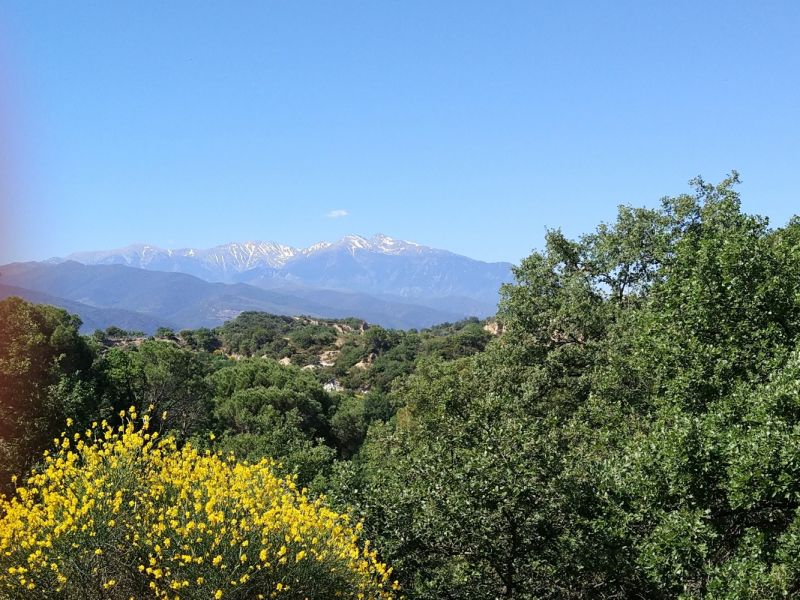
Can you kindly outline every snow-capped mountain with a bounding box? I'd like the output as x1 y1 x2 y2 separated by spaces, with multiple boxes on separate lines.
64 235 429 272
65 240 297 273
56 234 514 306
325 234 428 256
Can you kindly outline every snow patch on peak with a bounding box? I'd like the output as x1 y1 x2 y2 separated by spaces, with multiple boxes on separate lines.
335 235 371 256
61 233 464 276
340 234 369 246
302 241 332 254
365 233 426 255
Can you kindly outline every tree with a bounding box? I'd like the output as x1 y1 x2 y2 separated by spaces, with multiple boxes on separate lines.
337 357 638 599
330 396 368 458
210 359 336 486
339 175 800 599
594 175 800 597
98 341 214 438
0 298 99 492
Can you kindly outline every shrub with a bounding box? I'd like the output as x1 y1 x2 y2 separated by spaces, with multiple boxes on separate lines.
0 411 399 599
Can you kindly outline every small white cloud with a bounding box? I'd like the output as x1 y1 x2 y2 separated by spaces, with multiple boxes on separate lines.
325 209 348 218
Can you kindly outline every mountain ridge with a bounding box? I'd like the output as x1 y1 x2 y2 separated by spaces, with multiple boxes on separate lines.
57 234 453 271
0 261 479 332
52 234 514 306
0 282 178 334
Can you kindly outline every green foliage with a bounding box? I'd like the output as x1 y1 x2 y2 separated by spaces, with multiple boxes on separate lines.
210 406 336 490
209 359 336 486
592 175 800 598
216 312 295 356
329 396 368 459
215 312 367 359
209 359 332 433
104 325 144 339
335 354 642 599
636 174 800 409
289 325 338 350
179 326 218 352
97 341 214 437
335 175 800 599
0 298 99 492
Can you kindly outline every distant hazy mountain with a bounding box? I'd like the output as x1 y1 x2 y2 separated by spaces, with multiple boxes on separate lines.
56 234 513 306
0 282 176 334
0 261 475 332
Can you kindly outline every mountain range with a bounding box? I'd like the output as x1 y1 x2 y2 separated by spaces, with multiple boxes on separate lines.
56 234 513 305
1 234 514 333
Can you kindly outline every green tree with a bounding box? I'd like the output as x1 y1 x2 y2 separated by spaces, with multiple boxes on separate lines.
329 395 368 458
594 175 800 597
98 341 213 437
336 357 636 599
0 298 99 491
210 359 336 486
339 175 787 599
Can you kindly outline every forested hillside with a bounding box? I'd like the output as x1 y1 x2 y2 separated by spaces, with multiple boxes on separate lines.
3 175 800 598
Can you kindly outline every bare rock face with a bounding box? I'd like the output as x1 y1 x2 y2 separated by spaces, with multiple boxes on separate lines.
279 357 292 366
354 353 378 369
323 379 344 392
319 350 340 367
483 319 504 335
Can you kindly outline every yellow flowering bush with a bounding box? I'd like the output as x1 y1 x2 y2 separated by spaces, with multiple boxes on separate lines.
0 410 399 599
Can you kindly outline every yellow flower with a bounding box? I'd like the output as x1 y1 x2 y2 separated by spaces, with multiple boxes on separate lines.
0 415 398 599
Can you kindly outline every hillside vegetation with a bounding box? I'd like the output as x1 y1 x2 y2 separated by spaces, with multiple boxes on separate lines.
4 175 800 598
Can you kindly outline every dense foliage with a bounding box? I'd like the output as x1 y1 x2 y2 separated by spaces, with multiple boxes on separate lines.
0 299 99 495
4 174 800 598
336 174 800 598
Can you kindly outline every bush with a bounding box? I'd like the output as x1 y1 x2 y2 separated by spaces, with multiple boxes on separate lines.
0 412 399 599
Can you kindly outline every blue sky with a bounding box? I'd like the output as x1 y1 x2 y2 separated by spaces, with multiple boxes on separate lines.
1 0 798 264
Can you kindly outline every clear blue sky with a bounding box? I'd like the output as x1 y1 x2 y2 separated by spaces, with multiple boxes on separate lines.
0 1 798 264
